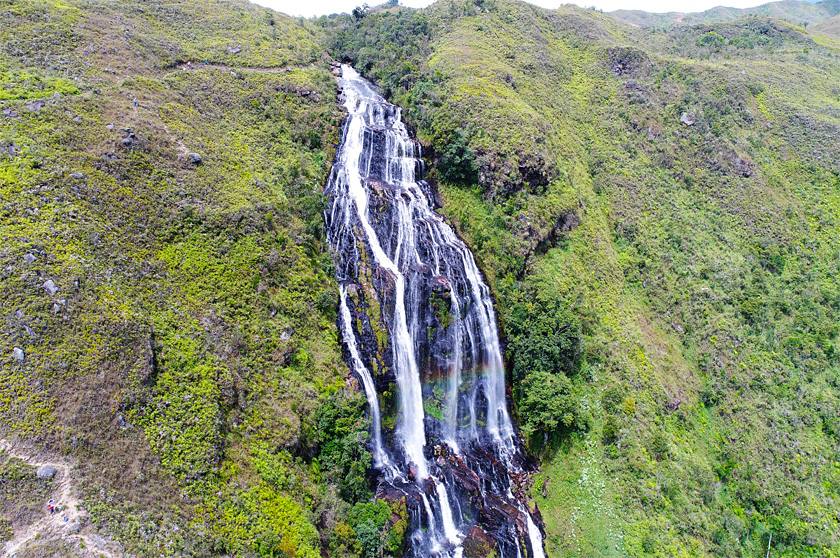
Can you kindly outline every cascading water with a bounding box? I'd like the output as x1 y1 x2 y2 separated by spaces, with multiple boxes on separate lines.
326 65 546 558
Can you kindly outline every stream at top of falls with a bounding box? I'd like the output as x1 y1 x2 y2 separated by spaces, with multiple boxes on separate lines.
325 65 546 558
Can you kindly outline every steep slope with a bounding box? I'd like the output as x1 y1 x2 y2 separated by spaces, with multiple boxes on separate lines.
1 1 403 556
329 1 840 556
612 0 840 28
810 12 840 37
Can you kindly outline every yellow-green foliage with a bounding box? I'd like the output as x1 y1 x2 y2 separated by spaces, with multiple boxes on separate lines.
210 483 321 558
0 68 79 100
0 0 380 556
331 1 840 556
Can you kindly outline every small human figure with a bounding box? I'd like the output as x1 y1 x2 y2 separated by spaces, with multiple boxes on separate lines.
47 498 55 514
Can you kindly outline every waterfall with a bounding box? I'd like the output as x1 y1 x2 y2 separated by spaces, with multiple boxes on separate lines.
326 65 546 558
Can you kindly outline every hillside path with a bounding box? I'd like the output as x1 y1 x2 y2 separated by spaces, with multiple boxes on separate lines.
0 438 121 558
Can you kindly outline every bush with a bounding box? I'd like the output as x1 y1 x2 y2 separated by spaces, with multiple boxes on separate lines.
437 128 478 185
697 31 726 50
343 499 407 558
517 370 586 445
507 301 582 382
307 392 373 502
602 415 621 446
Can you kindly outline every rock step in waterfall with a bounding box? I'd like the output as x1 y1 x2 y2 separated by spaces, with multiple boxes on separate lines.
326 64 546 558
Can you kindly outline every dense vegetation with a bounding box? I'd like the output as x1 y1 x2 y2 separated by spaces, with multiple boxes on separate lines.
328 1 840 556
2 0 838 556
0 0 405 556
611 0 839 28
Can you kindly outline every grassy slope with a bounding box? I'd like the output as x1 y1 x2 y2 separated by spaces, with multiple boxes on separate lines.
330 1 840 556
611 0 840 28
810 13 840 38
0 1 388 556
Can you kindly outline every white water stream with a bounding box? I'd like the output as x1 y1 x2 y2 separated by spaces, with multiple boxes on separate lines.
327 65 545 558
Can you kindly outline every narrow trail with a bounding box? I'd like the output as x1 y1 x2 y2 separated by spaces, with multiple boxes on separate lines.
0 439 122 558
170 61 300 73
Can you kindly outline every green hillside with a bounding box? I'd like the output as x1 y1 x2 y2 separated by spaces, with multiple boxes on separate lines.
2 0 839 556
0 1 405 556
611 0 840 28
329 1 840 556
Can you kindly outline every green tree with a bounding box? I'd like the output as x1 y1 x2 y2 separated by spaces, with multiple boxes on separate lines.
437 129 478 185
308 392 373 502
517 370 585 444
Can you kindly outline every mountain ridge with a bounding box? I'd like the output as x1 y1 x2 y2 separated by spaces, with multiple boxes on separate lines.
610 0 840 27
1 0 838 556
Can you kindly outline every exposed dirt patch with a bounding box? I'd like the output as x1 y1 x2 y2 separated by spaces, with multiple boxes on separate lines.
0 439 122 558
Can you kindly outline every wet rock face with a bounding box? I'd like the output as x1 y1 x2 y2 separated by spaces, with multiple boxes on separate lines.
463 526 496 558
326 66 545 557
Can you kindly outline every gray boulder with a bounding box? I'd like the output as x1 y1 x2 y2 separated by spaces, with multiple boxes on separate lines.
43 279 59 295
13 347 24 362
36 465 57 479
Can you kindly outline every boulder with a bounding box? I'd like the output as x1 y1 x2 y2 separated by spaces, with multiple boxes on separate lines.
26 100 45 112
463 525 496 558
430 274 451 292
36 465 57 479
43 279 59 295
13 347 25 363
188 152 202 165
120 129 138 148
607 46 652 77
680 112 696 126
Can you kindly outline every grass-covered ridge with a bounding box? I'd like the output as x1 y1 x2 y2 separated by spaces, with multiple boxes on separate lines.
2 0 839 556
0 0 407 556
329 0 840 556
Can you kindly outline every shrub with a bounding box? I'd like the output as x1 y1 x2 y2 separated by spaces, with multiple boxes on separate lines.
437 128 478 185
602 415 621 446
507 301 581 382
696 31 726 50
307 392 373 502
517 370 586 445
344 499 407 558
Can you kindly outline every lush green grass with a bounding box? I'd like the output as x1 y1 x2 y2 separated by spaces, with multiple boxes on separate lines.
0 1 406 556
330 1 840 556
3 0 838 556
